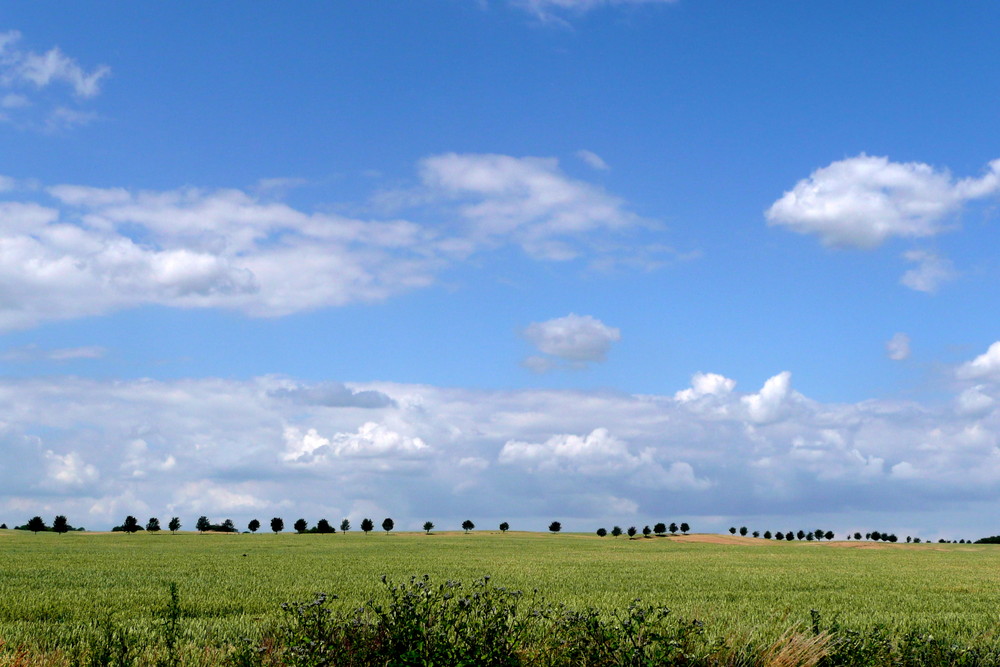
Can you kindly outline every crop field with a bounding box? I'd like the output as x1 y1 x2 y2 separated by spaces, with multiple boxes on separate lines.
2 530 1000 663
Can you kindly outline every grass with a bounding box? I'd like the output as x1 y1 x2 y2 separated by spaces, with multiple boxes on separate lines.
1 530 1000 662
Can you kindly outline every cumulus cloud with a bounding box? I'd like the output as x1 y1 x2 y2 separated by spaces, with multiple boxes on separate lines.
283 423 429 463
957 342 1000 381
0 30 109 129
522 313 620 368
576 149 609 170
741 371 797 423
766 155 1000 249
675 372 736 402
0 156 663 330
885 333 911 361
899 250 956 293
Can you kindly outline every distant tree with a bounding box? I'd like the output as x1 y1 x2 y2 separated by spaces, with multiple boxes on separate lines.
680 522 690 534
642 525 651 538
865 532 871 540
53 515 69 534
596 527 607 537
248 519 260 534
763 530 772 540
739 526 748 536
221 519 235 533
316 519 334 534
360 518 374 535
123 516 140 534
294 518 308 534
169 517 181 533
815 529 825 541
654 522 666 536
611 526 623 538
549 521 562 534
752 530 760 538
271 517 284 534
340 519 350 533
0 523 7 529
382 518 394 535
888 534 898 543
729 527 737 535
627 526 637 538
774 531 783 541
146 517 161 533
870 530 881 541
499 521 509 533
854 532 861 540
423 521 434 534
806 533 814 541
914 537 921 543
906 535 912 543
27 516 47 533
196 516 211 533
462 519 475 534
796 530 805 540
825 531 834 541
785 531 794 541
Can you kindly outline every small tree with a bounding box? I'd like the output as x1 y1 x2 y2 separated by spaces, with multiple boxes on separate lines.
146 517 161 533
870 530 881 541
340 519 351 533
316 519 334 534
27 516 47 533
627 526 637 538
462 519 475 534
806 532 814 541
642 525 651 538
596 527 607 537
423 521 434 534
123 516 140 534
611 525 623 538
854 532 862 540
549 521 562 534
196 516 211 533
763 530 772 539
382 518 394 535
669 522 678 535
814 529 825 541
680 522 690 534
825 530 834 541
785 531 794 541
499 521 509 533
360 518 374 535
739 526 748 537
752 530 760 538
248 519 260 534
774 531 783 540
654 522 666 536
169 517 181 534
729 527 737 535
271 517 284 534
294 518 308 534
221 519 235 533
796 530 805 541
53 515 69 534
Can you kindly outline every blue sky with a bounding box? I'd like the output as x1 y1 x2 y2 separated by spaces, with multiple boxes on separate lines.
2 1 1000 538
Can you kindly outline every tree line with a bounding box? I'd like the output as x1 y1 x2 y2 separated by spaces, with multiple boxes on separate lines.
594 521 691 538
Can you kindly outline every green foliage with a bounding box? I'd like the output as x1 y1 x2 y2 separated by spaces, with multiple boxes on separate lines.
294 518 308 534
499 521 509 533
197 516 211 533
53 515 70 534
248 519 260 533
596 528 607 538
27 515 48 533
423 521 434 534
270 517 284 534
340 518 350 533
382 518 394 534
462 519 475 533
360 518 374 534
549 521 562 534
147 517 162 532
169 517 181 533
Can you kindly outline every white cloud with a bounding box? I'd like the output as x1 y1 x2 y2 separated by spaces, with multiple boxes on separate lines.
44 450 98 487
511 0 676 21
741 371 797 423
956 386 994 416
523 313 620 366
957 342 1000 381
2 344 106 362
886 333 911 361
766 155 1000 248
576 149 609 170
283 422 429 463
675 372 736 402
899 250 956 293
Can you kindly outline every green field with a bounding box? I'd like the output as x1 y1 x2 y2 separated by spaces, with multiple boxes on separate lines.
2 530 1000 662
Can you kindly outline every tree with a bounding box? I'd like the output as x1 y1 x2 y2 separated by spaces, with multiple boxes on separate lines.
340 519 351 533
680 522 690 534
248 519 260 534
806 532 814 541
382 518 394 535
360 518 374 535
294 518 308 534
627 526 637 538
123 516 140 534
549 521 562 534
669 522 678 535
654 522 666 536
854 532 862 541
462 519 475 534
796 530 805 540
729 527 737 535
221 519 235 533
146 517 161 533
423 521 434 534
169 517 181 534
53 515 69 534
739 526 748 537
870 530 881 541
196 516 211 533
611 526 623 538
642 525 651 538
825 531 834 541
815 529 825 541
785 531 794 541
763 530 772 540
316 519 334 534
499 521 509 533
271 517 284 534
27 516 47 533
596 528 607 537
888 534 898 543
